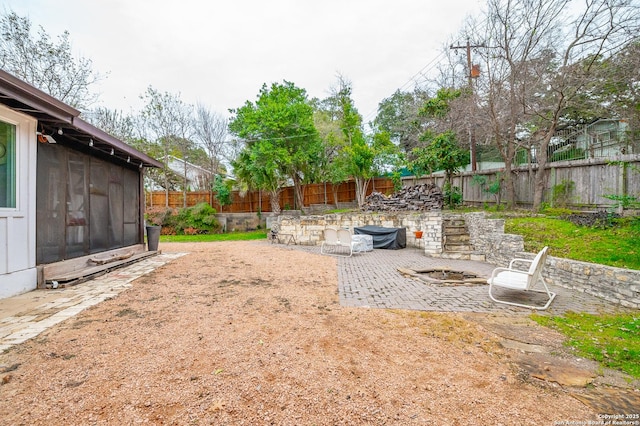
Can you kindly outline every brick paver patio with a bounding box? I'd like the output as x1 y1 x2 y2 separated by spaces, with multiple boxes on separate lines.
287 244 629 316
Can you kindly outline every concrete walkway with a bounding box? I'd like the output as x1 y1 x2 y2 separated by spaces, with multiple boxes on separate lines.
0 252 186 353
0 244 631 354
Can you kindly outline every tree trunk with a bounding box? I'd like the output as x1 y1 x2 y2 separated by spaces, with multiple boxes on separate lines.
183 161 188 208
354 177 371 208
292 173 304 212
164 165 169 208
269 190 281 214
532 130 554 211
503 162 515 209
163 151 169 208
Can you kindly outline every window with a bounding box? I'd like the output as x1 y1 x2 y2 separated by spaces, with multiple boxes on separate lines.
0 120 16 208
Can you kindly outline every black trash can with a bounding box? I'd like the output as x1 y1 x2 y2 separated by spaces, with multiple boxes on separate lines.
146 225 161 251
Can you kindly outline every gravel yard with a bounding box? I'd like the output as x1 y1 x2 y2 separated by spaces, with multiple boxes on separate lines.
0 241 602 425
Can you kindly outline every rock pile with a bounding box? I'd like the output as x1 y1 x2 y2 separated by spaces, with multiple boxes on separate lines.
361 183 444 211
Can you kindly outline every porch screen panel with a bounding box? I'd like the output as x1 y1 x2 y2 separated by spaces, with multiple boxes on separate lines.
65 153 89 258
36 143 66 264
123 168 140 246
38 143 143 264
108 165 124 248
89 159 109 252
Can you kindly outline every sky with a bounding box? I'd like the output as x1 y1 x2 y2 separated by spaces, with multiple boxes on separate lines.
3 0 484 122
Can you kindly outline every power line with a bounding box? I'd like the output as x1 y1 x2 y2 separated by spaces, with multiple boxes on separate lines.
361 49 448 125
449 38 485 171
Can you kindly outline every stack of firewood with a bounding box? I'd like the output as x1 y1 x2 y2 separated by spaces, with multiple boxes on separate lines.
361 184 444 211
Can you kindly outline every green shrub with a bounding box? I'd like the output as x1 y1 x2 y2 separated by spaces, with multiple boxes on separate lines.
443 183 462 209
174 203 219 234
603 194 640 209
145 206 176 227
472 173 502 207
212 175 233 211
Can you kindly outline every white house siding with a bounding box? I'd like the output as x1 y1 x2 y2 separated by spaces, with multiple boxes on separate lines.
0 105 37 298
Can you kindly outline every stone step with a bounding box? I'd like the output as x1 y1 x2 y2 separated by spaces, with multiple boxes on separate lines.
443 227 468 235
443 217 474 257
445 234 470 243
445 244 473 252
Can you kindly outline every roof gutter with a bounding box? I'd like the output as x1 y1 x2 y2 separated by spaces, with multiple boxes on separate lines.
0 69 78 124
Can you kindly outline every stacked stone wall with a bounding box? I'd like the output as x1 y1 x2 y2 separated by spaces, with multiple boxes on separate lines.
277 212 442 254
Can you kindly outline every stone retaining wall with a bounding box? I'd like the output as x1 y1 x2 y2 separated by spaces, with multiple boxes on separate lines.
277 211 640 309
277 212 443 255
462 212 640 309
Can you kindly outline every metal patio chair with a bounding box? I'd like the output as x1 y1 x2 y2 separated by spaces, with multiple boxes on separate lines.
487 246 556 310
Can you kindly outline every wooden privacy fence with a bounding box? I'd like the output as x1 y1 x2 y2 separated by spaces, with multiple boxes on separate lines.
146 178 396 212
405 154 640 209
148 155 639 212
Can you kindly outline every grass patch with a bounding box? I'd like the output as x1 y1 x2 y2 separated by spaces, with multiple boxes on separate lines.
532 312 640 379
325 208 357 214
505 216 640 270
160 229 267 243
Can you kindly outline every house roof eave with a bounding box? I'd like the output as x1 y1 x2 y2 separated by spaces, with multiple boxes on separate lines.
0 69 78 123
0 69 162 168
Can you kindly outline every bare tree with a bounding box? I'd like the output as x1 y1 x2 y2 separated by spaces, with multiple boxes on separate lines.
140 87 194 207
84 107 138 142
467 0 566 207
459 0 640 209
0 11 101 110
525 0 640 210
193 104 228 191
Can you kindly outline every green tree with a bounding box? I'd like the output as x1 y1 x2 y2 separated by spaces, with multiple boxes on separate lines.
312 99 350 205
419 88 461 121
319 76 401 208
374 88 430 152
229 81 321 211
212 175 233 212
231 140 288 214
412 130 468 189
409 89 467 184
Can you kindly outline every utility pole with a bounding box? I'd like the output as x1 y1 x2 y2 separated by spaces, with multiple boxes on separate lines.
450 39 484 171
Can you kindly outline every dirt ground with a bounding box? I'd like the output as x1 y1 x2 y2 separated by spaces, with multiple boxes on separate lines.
0 241 620 425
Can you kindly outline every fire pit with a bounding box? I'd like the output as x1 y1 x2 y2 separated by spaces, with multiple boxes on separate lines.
397 267 487 286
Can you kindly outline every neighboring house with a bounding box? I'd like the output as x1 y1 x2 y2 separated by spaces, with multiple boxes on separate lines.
473 119 633 166
549 119 633 161
165 155 214 191
0 70 162 299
